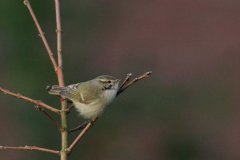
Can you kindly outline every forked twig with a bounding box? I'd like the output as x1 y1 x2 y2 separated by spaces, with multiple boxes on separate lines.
67 118 98 153
119 73 132 89
0 146 60 155
0 87 60 114
35 106 64 131
23 0 58 72
66 104 74 113
117 71 152 96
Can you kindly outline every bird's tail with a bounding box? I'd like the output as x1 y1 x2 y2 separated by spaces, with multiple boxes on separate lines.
49 85 69 95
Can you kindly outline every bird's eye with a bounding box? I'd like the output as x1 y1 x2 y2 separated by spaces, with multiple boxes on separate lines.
108 81 111 83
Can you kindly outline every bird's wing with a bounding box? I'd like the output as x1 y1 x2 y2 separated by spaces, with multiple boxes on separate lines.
79 91 101 104
61 89 92 104
77 81 102 104
49 85 69 95
59 88 81 102
49 85 88 103
67 83 82 89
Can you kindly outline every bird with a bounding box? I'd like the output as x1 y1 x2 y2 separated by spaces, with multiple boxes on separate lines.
49 75 122 119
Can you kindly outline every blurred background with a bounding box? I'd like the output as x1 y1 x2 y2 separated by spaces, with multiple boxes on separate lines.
1 0 240 159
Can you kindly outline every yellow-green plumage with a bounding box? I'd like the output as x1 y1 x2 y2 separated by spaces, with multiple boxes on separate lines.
49 75 121 119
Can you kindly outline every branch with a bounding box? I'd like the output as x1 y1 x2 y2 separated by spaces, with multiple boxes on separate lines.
117 71 152 96
66 104 74 114
53 1 68 160
35 106 64 131
68 121 88 133
0 87 60 114
119 73 132 89
22 0 68 159
0 146 60 155
55 0 63 68
23 0 58 72
67 118 98 153
54 0 65 87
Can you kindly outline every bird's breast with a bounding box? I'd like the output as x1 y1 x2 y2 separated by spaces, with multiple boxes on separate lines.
102 89 117 105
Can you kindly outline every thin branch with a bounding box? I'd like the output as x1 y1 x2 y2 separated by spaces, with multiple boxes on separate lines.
53 1 68 160
117 71 152 96
35 106 65 131
0 146 60 155
66 104 74 114
54 0 65 87
119 73 132 89
67 118 98 153
68 121 88 133
121 71 152 91
23 0 58 72
55 0 63 68
0 87 60 114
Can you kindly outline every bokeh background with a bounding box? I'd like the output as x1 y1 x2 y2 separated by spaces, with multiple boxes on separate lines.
1 0 240 159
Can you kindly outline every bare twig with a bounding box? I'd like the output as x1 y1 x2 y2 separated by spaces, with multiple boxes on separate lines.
68 121 88 133
53 1 68 160
0 87 60 114
55 0 63 69
66 104 74 114
67 118 98 153
119 73 132 89
117 71 152 96
0 146 60 155
54 0 65 87
35 106 65 131
23 0 58 72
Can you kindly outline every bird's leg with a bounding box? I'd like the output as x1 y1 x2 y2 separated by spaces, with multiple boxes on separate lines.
68 121 88 133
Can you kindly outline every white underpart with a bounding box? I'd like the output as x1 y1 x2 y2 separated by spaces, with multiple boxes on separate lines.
74 86 118 119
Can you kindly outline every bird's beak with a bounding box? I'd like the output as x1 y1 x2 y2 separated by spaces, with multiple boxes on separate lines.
117 79 122 83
